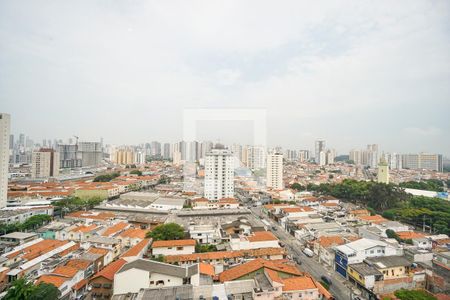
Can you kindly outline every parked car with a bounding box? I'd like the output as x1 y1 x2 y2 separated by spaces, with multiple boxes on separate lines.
302 248 314 257
321 275 332 286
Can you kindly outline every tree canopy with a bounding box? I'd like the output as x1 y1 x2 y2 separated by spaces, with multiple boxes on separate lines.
146 223 185 241
93 172 120 182
0 214 52 235
4 278 60 300
130 170 142 176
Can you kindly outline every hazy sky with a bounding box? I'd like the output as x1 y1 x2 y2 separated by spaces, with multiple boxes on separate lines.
1 1 449 156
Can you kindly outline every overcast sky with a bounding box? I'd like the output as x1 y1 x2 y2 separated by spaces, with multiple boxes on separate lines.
1 1 449 156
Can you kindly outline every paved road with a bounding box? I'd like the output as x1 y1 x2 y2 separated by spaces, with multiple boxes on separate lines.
250 206 355 300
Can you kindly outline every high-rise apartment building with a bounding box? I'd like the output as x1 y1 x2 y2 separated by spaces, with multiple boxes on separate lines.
79 142 102 167
402 153 443 172
31 148 60 179
298 150 310 162
315 140 326 164
246 146 266 169
113 149 135 165
266 152 283 190
204 144 234 200
0 113 10 208
163 143 171 160
58 144 82 168
150 141 161 157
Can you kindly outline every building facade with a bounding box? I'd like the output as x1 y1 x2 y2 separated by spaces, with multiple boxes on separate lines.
204 145 234 200
0 113 10 208
266 153 283 190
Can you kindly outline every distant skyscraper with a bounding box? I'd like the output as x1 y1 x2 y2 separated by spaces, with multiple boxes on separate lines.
163 143 171 159
78 142 102 167
246 146 266 169
31 148 60 179
151 141 161 157
0 113 11 208
266 152 283 190
298 150 309 162
204 144 234 200
377 157 389 184
18 133 25 147
315 140 326 164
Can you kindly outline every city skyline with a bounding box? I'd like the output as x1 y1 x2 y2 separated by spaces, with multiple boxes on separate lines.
1 1 449 156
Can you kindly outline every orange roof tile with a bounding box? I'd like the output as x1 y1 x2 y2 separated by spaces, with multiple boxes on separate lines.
119 228 148 239
88 247 109 256
65 259 92 270
165 247 285 263
219 259 302 282
102 222 129 237
396 231 426 240
121 239 151 258
199 263 215 276
72 278 88 291
316 236 345 248
247 231 278 242
91 259 127 281
71 224 98 233
282 276 317 291
67 211 115 220
359 215 388 224
152 239 196 248
37 275 67 288
7 239 68 261
52 265 79 278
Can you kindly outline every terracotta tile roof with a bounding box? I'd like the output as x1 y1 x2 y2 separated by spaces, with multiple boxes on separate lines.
282 207 314 213
247 231 278 242
88 247 109 256
72 278 88 291
59 243 80 257
91 259 127 281
316 236 345 248
199 263 215 276
102 222 129 237
350 209 370 215
152 239 196 248
313 278 334 300
282 276 317 291
71 224 98 233
121 239 151 258
65 259 92 270
37 275 67 288
358 214 387 224
192 197 209 203
67 211 115 220
396 231 426 240
219 259 302 282
52 265 79 278
7 239 68 260
118 228 148 239
165 247 285 263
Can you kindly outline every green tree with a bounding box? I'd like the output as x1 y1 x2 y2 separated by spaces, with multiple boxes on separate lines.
147 223 185 241
130 170 142 176
4 278 60 300
290 183 305 191
93 172 120 182
195 243 218 253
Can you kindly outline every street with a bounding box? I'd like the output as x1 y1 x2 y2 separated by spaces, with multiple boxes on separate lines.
250 206 355 300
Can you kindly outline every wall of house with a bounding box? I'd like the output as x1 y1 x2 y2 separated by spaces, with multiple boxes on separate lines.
148 272 184 288
90 276 113 299
153 245 195 256
283 288 319 300
114 268 149 294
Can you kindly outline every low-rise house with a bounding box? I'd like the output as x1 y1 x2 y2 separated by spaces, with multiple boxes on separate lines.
152 239 196 256
230 231 280 251
56 224 102 242
217 198 240 209
88 247 114 268
164 247 286 272
120 239 151 262
396 231 432 249
82 236 121 258
117 228 148 247
113 259 199 294
334 238 402 278
313 236 346 267
0 232 38 247
149 197 185 211
36 265 85 299
90 258 127 300
100 222 130 237
189 224 222 245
